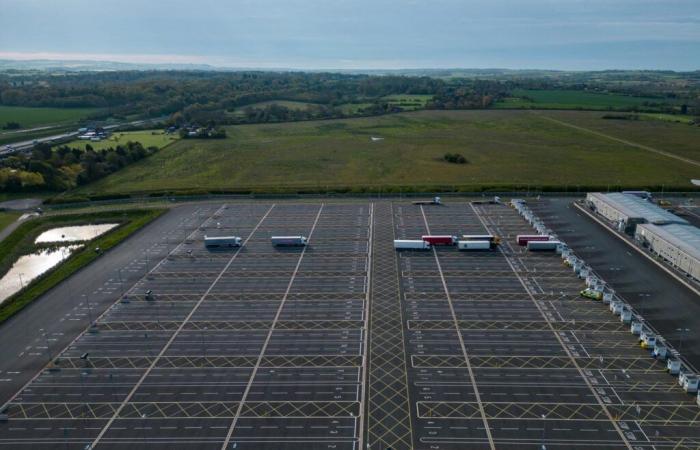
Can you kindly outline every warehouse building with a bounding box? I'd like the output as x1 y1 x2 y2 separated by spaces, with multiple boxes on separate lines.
586 192 687 234
635 223 700 282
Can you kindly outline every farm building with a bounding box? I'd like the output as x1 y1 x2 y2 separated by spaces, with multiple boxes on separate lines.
585 192 687 233
635 223 700 282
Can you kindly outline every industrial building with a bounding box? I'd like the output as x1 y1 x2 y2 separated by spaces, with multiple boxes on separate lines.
636 223 700 282
586 192 687 233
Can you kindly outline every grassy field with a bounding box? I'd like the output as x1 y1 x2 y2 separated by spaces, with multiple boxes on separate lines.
382 94 434 110
537 110 700 162
0 208 165 323
0 211 20 236
75 110 700 196
65 130 179 151
640 113 695 124
494 89 665 110
0 106 100 129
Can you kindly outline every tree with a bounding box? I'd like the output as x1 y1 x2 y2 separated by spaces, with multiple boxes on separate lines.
2 121 21 130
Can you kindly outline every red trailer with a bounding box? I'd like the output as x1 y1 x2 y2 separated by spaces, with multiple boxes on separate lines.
422 235 457 245
516 235 550 246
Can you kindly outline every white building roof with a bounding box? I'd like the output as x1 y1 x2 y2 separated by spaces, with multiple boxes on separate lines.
638 223 700 261
590 192 688 225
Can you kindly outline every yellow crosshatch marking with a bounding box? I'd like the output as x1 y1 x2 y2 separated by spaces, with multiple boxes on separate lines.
0 200 697 450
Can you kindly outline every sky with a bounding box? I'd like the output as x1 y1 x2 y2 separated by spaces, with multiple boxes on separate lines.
0 0 698 71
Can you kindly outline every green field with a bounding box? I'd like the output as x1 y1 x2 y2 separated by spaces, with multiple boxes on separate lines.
382 94 434 110
640 113 695 124
537 110 700 162
65 130 179 151
74 110 700 195
0 106 100 129
494 89 665 110
0 211 20 236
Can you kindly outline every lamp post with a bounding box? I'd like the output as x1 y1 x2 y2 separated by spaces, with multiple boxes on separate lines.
541 413 547 450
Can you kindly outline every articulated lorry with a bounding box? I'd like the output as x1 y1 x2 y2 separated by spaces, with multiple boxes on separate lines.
204 236 242 248
271 236 308 246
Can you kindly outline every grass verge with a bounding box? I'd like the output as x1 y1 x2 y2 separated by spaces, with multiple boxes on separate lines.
0 208 166 324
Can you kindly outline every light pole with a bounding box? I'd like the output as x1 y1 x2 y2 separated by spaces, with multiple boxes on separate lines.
40 328 52 365
676 328 690 353
541 413 547 450
18 272 24 289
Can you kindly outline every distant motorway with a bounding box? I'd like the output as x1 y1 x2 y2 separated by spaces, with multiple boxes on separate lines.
0 117 165 157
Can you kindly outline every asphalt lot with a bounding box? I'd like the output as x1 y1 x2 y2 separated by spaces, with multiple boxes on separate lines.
532 198 700 370
0 199 698 449
0 204 220 405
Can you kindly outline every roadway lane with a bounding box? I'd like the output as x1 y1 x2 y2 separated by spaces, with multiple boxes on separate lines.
533 198 700 369
0 204 211 405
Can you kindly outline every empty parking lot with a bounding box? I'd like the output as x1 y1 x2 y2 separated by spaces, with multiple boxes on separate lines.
0 200 697 449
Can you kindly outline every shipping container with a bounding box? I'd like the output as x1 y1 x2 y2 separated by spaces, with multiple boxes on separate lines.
421 235 457 245
516 234 550 246
271 236 308 246
204 235 242 248
527 240 561 251
457 240 491 250
394 240 431 250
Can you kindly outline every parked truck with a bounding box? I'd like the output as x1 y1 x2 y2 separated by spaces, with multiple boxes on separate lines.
412 196 442 206
516 234 550 246
271 236 307 246
461 234 501 247
457 240 491 251
204 235 242 248
394 240 431 250
422 235 457 245
526 240 561 251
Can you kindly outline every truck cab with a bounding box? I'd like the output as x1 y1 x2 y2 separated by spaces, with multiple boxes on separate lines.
682 375 699 393
667 358 681 375
640 330 656 349
630 320 642 335
620 307 632 324
652 339 668 359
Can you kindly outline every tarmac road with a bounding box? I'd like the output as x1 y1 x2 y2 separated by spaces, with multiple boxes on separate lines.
533 197 700 370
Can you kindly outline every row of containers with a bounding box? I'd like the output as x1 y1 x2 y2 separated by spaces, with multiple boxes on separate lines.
393 234 562 251
511 198 700 403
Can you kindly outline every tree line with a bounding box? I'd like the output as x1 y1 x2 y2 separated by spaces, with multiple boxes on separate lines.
0 142 156 192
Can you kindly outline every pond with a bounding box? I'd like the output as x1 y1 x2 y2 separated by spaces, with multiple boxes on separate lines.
35 223 118 243
0 245 81 304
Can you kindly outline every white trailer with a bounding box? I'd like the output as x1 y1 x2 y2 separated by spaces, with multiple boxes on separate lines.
462 234 501 246
271 236 308 246
204 235 242 248
526 240 561 251
457 240 491 251
394 240 431 250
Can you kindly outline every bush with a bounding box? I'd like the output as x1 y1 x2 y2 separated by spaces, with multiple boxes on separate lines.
443 153 468 164
2 121 21 130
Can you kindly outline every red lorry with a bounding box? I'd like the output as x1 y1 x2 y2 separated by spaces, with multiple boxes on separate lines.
516 235 550 246
422 235 457 245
